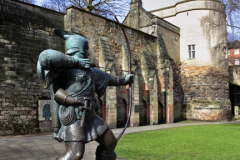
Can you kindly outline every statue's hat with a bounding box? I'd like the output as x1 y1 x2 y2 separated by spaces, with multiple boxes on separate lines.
53 29 88 55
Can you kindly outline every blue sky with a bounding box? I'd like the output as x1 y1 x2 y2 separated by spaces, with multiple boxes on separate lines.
142 0 183 11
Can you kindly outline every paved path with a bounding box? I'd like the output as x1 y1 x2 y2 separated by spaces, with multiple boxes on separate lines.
0 121 239 160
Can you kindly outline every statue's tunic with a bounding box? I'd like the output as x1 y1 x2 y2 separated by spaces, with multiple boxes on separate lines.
49 68 114 142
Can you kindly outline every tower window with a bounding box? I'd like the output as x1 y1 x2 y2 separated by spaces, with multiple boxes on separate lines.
234 49 239 55
188 45 195 58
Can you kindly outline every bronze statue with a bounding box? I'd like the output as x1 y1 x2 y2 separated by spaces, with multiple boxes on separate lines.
37 29 133 160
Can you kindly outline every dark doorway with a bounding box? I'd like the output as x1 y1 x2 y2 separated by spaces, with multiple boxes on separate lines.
158 102 164 124
229 83 240 115
117 99 127 128
140 99 147 126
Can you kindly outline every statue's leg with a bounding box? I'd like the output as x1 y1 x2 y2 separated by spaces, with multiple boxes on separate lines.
95 129 117 160
57 141 85 160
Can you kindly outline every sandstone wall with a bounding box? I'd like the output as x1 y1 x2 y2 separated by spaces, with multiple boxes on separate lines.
0 0 64 135
0 1 160 135
181 64 231 121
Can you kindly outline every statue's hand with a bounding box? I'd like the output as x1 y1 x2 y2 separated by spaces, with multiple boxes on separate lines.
77 58 90 69
124 74 134 85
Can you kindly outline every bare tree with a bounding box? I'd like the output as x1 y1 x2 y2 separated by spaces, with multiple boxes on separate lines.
221 0 240 42
39 0 130 20
69 0 130 18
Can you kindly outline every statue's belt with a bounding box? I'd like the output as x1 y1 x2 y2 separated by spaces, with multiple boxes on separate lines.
78 97 96 127
58 96 96 126
54 88 95 107
77 97 95 112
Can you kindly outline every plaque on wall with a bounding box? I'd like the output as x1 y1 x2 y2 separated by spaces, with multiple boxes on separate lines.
38 100 52 121
135 105 139 113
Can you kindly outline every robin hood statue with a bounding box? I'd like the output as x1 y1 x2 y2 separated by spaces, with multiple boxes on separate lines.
37 29 133 160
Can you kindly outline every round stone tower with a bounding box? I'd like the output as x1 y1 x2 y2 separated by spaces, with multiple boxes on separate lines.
151 0 227 67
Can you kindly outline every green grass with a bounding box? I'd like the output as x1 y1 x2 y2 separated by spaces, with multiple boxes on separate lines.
116 124 240 160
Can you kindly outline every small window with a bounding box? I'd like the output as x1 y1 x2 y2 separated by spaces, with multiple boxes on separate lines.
188 45 195 58
234 49 239 55
235 58 239 65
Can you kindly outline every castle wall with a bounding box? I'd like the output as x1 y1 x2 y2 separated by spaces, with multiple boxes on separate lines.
0 0 65 135
0 0 160 135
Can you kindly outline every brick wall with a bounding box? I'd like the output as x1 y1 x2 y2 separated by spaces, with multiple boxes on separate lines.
0 0 64 135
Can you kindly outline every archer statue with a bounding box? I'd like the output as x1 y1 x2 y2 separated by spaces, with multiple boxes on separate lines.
37 29 133 160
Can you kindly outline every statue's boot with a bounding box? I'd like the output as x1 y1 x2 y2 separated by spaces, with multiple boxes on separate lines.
95 145 116 160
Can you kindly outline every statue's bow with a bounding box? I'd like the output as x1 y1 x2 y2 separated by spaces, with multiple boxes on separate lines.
114 15 132 141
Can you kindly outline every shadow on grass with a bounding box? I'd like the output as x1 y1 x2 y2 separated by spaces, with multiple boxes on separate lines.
174 119 207 123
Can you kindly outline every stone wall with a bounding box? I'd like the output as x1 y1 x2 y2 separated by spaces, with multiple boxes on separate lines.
0 0 64 135
123 1 181 123
0 0 161 135
181 64 231 121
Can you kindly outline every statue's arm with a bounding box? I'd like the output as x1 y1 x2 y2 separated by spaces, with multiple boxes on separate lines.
107 73 133 86
95 68 133 86
94 68 133 97
37 49 90 70
37 49 90 88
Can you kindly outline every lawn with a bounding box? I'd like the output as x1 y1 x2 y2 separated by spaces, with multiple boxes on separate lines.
115 124 240 160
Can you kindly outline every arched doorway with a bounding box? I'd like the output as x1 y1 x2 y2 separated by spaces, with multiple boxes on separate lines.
117 99 127 128
158 102 164 124
140 99 147 126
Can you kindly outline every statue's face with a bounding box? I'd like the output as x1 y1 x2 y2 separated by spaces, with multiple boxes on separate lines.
72 43 89 58
73 50 89 58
